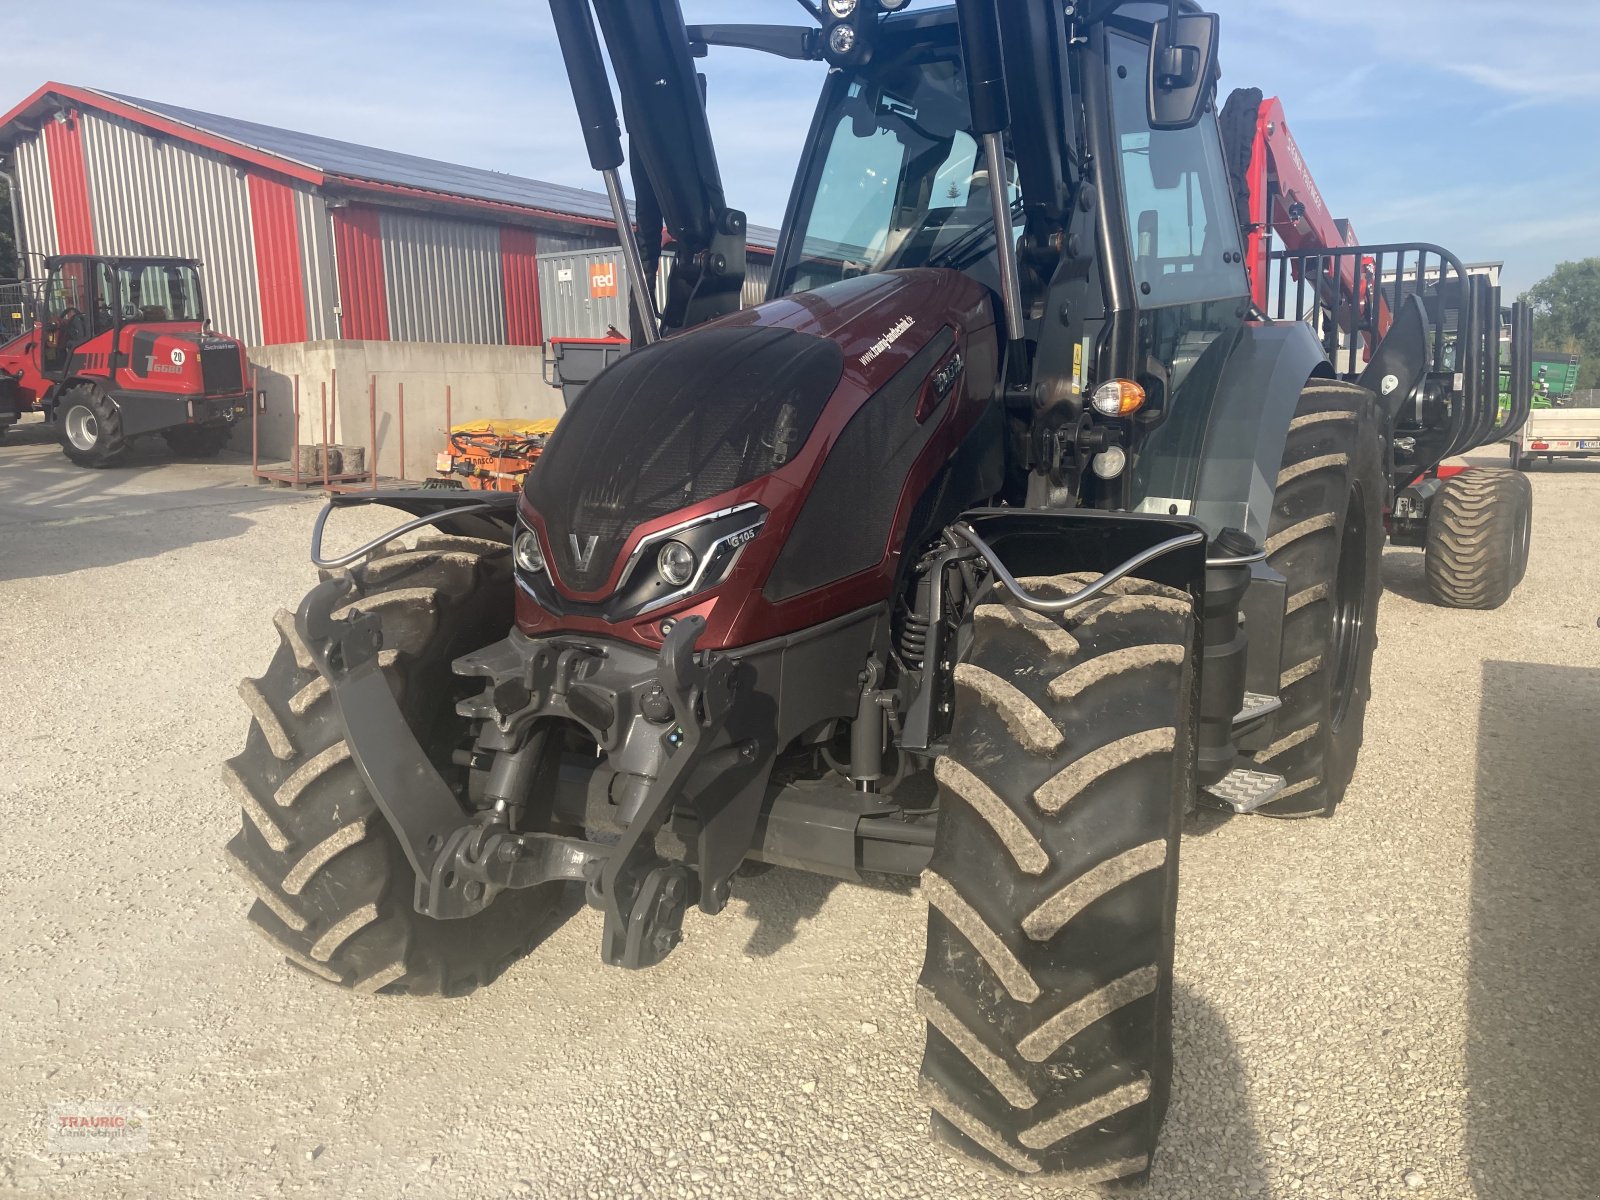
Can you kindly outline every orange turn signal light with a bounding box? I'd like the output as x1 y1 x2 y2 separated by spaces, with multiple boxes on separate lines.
1090 379 1146 417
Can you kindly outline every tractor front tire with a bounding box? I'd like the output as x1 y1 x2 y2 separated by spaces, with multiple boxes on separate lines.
1255 380 1385 818
223 534 560 996
916 574 1197 1184
164 424 233 458
59 385 128 467
1423 468 1532 608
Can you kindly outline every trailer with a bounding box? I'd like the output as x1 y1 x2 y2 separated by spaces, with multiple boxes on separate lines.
1513 406 1600 469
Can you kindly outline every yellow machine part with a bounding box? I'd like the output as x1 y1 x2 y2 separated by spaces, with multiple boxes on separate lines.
449 418 561 438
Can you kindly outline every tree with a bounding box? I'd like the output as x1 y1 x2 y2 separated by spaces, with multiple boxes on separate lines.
1522 258 1600 390
0 174 15 280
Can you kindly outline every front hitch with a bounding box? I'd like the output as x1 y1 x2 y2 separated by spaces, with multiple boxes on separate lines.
296 579 753 968
294 575 605 920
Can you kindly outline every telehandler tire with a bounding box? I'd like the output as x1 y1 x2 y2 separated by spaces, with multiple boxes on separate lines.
917 574 1197 1184
58 385 129 467
1255 380 1384 818
1423 468 1532 609
223 534 558 996
163 424 233 458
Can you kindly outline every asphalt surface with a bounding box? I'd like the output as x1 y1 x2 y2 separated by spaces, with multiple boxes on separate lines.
2 414 1598 1199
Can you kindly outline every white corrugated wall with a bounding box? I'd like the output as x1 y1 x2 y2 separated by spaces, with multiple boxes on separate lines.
11 135 58 269
380 210 506 344
77 110 263 345
295 187 337 341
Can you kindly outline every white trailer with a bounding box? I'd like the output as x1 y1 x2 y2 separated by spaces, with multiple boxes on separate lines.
1511 408 1600 469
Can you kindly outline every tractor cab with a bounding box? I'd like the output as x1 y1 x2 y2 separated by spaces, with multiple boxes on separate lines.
0 253 249 465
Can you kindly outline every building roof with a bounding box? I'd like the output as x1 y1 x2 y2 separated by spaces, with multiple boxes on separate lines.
0 82 780 250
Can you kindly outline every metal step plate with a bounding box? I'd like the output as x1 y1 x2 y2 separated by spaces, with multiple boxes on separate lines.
1201 768 1288 815
1233 691 1282 728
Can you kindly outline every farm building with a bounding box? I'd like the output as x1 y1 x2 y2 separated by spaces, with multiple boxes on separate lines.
0 82 778 477
0 82 776 349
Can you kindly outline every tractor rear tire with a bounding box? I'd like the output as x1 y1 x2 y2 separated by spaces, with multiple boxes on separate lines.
1423 468 1532 608
222 533 560 996
1254 380 1384 818
917 574 1197 1184
164 424 233 458
59 385 128 468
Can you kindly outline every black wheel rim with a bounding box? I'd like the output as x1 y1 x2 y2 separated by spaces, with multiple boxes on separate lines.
1328 485 1368 733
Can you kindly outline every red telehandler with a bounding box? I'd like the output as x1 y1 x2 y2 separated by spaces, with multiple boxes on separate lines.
0 254 251 466
1221 90 1535 608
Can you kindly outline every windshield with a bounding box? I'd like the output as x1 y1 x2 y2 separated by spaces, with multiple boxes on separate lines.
776 56 1021 297
111 262 204 324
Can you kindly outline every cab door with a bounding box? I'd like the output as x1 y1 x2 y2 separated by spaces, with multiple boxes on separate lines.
39 259 95 377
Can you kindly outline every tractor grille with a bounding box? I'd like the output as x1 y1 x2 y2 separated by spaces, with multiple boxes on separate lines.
526 325 844 593
201 344 244 395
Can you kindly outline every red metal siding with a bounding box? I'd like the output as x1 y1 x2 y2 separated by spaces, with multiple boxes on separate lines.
500 226 541 346
332 205 390 340
42 113 95 254
247 173 308 345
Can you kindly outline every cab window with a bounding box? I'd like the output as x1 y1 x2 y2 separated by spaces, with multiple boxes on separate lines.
1107 31 1246 308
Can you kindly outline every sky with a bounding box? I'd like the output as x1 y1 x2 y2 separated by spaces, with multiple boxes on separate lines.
11 0 1599 296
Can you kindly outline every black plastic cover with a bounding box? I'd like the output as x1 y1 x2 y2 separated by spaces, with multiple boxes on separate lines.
528 325 844 592
764 328 955 602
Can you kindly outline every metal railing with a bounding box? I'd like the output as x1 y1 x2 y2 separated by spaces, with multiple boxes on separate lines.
0 279 39 345
1265 243 1522 471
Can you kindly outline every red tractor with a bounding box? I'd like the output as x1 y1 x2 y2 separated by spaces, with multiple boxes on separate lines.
0 254 250 466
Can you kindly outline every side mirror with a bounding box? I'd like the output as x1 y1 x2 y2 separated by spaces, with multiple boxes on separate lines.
1147 13 1219 131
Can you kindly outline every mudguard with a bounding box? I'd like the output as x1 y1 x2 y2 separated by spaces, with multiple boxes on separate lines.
960 508 1209 600
1185 320 1331 546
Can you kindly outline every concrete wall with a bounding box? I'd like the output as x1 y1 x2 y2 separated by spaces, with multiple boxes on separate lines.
244 340 563 481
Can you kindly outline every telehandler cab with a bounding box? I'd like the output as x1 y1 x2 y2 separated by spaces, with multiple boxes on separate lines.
223 0 1523 1181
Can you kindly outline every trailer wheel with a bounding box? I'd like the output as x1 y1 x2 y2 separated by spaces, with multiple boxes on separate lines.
1256 380 1384 817
222 534 560 996
1511 442 1534 472
916 575 1196 1184
58 385 128 467
1423 468 1532 609
163 424 233 458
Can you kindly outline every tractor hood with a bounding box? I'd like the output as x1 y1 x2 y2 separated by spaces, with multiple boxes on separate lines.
516 268 999 651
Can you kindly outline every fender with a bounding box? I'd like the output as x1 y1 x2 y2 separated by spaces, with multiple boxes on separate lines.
959 507 1209 604
1187 319 1333 547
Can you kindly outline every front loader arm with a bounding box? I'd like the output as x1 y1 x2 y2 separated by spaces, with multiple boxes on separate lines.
550 0 748 335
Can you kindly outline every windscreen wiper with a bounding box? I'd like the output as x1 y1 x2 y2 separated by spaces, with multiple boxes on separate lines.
926 197 1025 272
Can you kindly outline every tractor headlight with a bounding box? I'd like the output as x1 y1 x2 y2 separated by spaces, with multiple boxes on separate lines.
514 529 546 575
828 23 858 54
657 540 698 587
1092 446 1129 480
826 0 858 16
879 0 910 8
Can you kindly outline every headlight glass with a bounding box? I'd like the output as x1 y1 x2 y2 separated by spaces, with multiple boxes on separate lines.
657 540 698 587
1091 446 1128 480
514 529 546 575
828 24 857 54
826 0 858 17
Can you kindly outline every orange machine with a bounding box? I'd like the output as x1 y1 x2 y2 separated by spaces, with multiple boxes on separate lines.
433 418 560 492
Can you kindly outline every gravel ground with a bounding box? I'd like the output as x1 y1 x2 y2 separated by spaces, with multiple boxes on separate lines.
1 416 1597 1200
